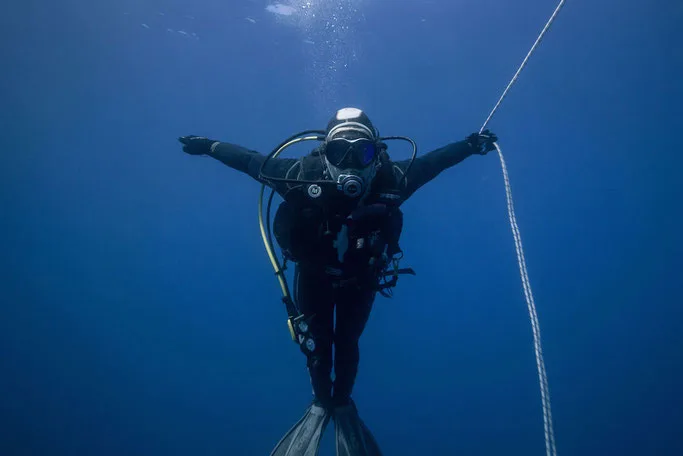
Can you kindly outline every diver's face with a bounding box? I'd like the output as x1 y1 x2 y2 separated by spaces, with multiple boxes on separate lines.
323 129 380 198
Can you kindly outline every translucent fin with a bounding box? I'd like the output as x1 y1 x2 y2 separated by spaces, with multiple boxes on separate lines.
334 403 383 456
271 403 331 456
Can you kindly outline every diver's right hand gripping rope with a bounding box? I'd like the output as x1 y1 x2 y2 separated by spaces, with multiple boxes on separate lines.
481 2 567 456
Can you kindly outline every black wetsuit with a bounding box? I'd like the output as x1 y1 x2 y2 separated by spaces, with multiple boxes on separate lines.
207 139 478 405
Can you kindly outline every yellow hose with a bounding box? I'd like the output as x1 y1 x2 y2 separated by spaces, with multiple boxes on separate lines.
257 135 323 339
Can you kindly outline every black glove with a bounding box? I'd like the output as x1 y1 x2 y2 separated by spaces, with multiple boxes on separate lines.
466 130 498 155
178 135 217 155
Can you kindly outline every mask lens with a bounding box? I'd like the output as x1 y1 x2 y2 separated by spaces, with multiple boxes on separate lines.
359 141 377 166
325 139 377 168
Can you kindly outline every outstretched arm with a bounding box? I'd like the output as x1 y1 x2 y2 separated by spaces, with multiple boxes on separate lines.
178 135 298 184
392 130 497 200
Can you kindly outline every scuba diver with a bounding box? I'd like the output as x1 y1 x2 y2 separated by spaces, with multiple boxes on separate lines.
177 107 497 456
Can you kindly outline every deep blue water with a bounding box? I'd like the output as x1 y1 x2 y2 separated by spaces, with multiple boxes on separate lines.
1 1 682 455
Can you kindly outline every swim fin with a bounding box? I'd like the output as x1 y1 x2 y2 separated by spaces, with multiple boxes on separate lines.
333 401 383 456
270 402 331 456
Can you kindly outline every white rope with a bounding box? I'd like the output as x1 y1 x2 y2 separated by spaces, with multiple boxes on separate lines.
495 143 557 456
480 0 567 134
478 2 567 455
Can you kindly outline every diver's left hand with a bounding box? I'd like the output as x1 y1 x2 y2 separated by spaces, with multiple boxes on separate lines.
466 130 498 155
